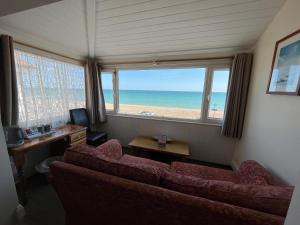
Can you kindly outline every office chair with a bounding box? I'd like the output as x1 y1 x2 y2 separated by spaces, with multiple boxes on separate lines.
69 108 107 147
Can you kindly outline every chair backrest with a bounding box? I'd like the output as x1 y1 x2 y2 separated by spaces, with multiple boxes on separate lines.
69 108 90 129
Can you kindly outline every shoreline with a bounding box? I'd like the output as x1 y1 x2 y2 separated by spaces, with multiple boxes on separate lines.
105 103 224 119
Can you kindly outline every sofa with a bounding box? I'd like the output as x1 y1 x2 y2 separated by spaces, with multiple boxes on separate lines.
50 139 294 225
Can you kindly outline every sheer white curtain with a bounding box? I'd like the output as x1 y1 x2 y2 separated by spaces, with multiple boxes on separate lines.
14 50 85 128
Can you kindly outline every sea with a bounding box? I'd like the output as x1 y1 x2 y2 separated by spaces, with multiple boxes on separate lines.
104 90 227 111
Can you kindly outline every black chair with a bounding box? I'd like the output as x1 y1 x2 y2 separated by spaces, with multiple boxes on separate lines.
69 108 107 147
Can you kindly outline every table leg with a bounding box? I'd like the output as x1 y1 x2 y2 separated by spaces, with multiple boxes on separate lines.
12 152 27 205
17 166 27 205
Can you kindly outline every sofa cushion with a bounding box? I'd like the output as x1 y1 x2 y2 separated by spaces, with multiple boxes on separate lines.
237 160 286 186
64 147 162 185
96 139 123 160
160 171 294 217
120 154 170 170
171 161 238 183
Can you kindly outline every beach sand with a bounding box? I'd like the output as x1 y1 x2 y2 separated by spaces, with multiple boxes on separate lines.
106 103 224 120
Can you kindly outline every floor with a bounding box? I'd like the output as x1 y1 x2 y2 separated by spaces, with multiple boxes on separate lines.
15 175 64 225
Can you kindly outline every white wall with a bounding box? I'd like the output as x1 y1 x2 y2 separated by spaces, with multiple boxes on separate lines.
101 115 236 165
285 174 300 225
0 0 62 17
233 0 300 185
0 121 19 224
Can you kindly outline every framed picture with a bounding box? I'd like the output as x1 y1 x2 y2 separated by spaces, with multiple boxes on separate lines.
267 29 300 95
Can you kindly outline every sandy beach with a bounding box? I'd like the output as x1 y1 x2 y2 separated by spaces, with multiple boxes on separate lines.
106 103 224 120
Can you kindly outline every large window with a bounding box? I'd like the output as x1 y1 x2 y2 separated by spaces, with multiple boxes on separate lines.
101 62 231 124
15 49 85 128
118 68 205 119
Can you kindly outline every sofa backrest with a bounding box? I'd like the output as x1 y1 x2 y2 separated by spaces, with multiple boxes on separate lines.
67 139 123 160
95 139 123 160
64 146 162 185
160 171 294 217
50 161 285 225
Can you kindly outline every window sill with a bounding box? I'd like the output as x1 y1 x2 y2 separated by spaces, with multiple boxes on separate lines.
106 112 223 127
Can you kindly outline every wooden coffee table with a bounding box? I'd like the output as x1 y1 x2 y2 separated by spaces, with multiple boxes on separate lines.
128 136 190 158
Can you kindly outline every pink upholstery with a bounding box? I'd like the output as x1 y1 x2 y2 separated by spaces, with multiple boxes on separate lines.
238 175 269 185
64 146 162 185
237 160 286 186
52 141 291 225
161 171 293 217
171 162 238 183
120 154 170 170
171 160 285 186
50 161 285 225
96 139 123 160
66 139 123 160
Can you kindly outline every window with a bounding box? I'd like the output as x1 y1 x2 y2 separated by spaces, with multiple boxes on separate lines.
118 68 205 120
208 69 230 120
101 72 114 111
100 60 231 124
14 49 85 128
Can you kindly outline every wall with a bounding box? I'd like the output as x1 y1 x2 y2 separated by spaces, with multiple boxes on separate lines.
285 174 300 225
0 121 19 224
233 0 300 185
101 115 236 165
0 0 62 17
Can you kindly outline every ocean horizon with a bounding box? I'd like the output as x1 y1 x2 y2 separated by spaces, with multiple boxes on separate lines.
21 87 227 111
103 89 227 111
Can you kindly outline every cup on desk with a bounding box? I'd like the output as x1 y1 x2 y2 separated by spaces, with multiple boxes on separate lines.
158 135 167 146
44 124 51 133
37 126 44 134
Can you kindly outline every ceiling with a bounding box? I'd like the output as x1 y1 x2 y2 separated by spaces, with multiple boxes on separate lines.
0 0 285 64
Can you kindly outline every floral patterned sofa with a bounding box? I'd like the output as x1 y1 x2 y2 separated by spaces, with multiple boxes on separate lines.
50 139 294 225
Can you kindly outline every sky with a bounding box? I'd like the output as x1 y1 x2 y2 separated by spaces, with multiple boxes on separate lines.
102 68 229 92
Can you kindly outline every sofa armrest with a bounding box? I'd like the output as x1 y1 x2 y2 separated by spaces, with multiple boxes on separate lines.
237 160 286 186
96 139 123 160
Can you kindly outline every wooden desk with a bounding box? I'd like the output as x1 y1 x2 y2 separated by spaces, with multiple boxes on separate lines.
9 124 87 204
128 136 190 157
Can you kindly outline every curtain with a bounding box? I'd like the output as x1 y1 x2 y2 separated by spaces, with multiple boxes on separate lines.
221 53 253 139
0 35 18 127
85 59 106 126
14 49 85 128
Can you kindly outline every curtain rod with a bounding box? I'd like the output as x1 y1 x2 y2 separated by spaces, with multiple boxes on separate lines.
14 41 85 64
101 56 235 66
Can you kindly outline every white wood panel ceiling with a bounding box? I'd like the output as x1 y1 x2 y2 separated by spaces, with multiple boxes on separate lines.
95 0 285 63
0 0 285 63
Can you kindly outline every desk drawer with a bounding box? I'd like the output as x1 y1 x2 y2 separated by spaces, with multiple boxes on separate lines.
69 138 87 147
69 130 86 144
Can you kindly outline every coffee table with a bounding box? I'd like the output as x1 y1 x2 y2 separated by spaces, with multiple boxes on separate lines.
128 136 190 158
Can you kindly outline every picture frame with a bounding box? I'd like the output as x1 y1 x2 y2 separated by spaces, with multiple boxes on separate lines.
267 29 300 95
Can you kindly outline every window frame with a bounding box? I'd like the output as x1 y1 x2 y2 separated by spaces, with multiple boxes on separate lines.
203 66 231 124
101 59 231 125
101 70 117 113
